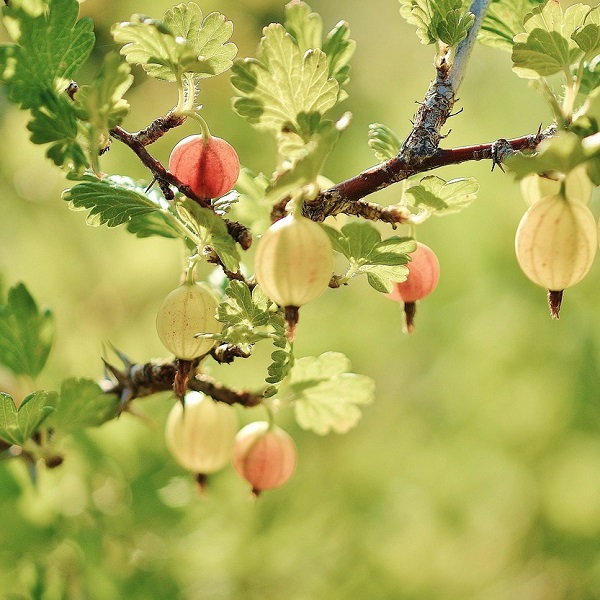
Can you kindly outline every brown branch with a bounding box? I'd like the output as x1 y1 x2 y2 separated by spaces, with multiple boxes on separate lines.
302 130 548 223
127 112 186 146
103 357 263 408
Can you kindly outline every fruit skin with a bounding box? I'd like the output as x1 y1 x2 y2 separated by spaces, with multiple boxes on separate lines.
156 282 222 360
254 213 334 307
165 391 238 474
515 194 597 291
232 422 297 494
386 242 440 303
520 167 593 206
168 135 240 199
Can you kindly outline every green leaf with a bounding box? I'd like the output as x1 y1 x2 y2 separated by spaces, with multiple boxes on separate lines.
368 122 402 161
0 283 54 378
45 378 119 436
62 175 181 239
213 282 271 348
177 201 240 272
26 89 88 172
0 0 95 108
265 312 294 389
286 352 375 435
404 176 479 215
112 4 236 82
511 0 586 78
0 391 55 446
323 222 416 293
322 19 356 95
399 0 473 46
231 23 339 136
479 0 544 51
73 53 133 169
572 6 600 56
284 1 323 53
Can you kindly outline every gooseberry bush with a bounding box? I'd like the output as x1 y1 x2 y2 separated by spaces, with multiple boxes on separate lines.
1 0 600 496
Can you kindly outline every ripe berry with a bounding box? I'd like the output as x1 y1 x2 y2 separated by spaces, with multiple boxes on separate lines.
515 194 597 317
169 135 240 199
386 242 440 332
156 282 221 360
254 213 333 332
165 392 238 483
232 421 297 496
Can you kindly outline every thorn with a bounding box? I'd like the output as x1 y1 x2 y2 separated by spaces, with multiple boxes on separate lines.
145 177 157 193
449 107 464 118
106 341 133 369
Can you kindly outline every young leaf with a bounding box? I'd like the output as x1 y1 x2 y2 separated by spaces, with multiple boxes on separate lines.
323 222 415 293
45 378 119 436
213 281 271 348
368 122 402 161
176 201 240 272
286 352 375 435
0 283 54 378
572 6 600 57
284 1 323 53
112 5 236 82
0 0 95 108
265 312 294 391
228 168 272 235
323 19 356 94
399 0 474 47
62 175 181 239
231 23 339 135
0 391 55 446
404 176 479 215
479 0 544 52
73 53 133 169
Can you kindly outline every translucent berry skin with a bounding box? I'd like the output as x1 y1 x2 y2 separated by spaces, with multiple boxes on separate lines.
520 167 592 206
165 392 238 475
168 135 240 199
515 195 597 291
254 214 334 307
232 422 297 493
156 282 221 360
386 242 440 303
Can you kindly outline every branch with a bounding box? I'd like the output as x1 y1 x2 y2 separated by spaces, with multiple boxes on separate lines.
102 357 263 408
303 130 548 222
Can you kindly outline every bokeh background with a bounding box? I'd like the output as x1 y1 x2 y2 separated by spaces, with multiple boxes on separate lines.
2 0 600 598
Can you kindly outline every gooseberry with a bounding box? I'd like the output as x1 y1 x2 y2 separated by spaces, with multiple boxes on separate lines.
165 391 238 483
520 166 593 206
386 241 440 332
156 282 222 360
232 421 297 496
515 194 597 317
255 212 333 301
169 135 240 199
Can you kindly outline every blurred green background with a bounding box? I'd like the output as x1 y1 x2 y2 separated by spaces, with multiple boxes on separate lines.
2 1 600 599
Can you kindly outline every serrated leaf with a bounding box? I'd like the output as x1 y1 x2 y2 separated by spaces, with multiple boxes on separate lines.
287 352 375 435
0 391 55 446
479 0 544 52
264 311 294 389
26 89 88 172
368 122 402 161
112 5 236 82
399 0 473 46
323 19 356 95
0 283 54 378
572 6 600 56
73 53 133 169
177 201 240 272
405 175 479 215
0 0 95 108
511 0 586 78
228 168 272 235
62 175 181 239
231 23 339 135
45 378 119 436
323 222 415 292
284 1 323 53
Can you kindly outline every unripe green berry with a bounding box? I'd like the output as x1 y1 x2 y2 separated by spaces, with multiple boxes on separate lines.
156 282 221 360
515 194 597 291
254 214 333 308
169 135 240 199
165 392 238 475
